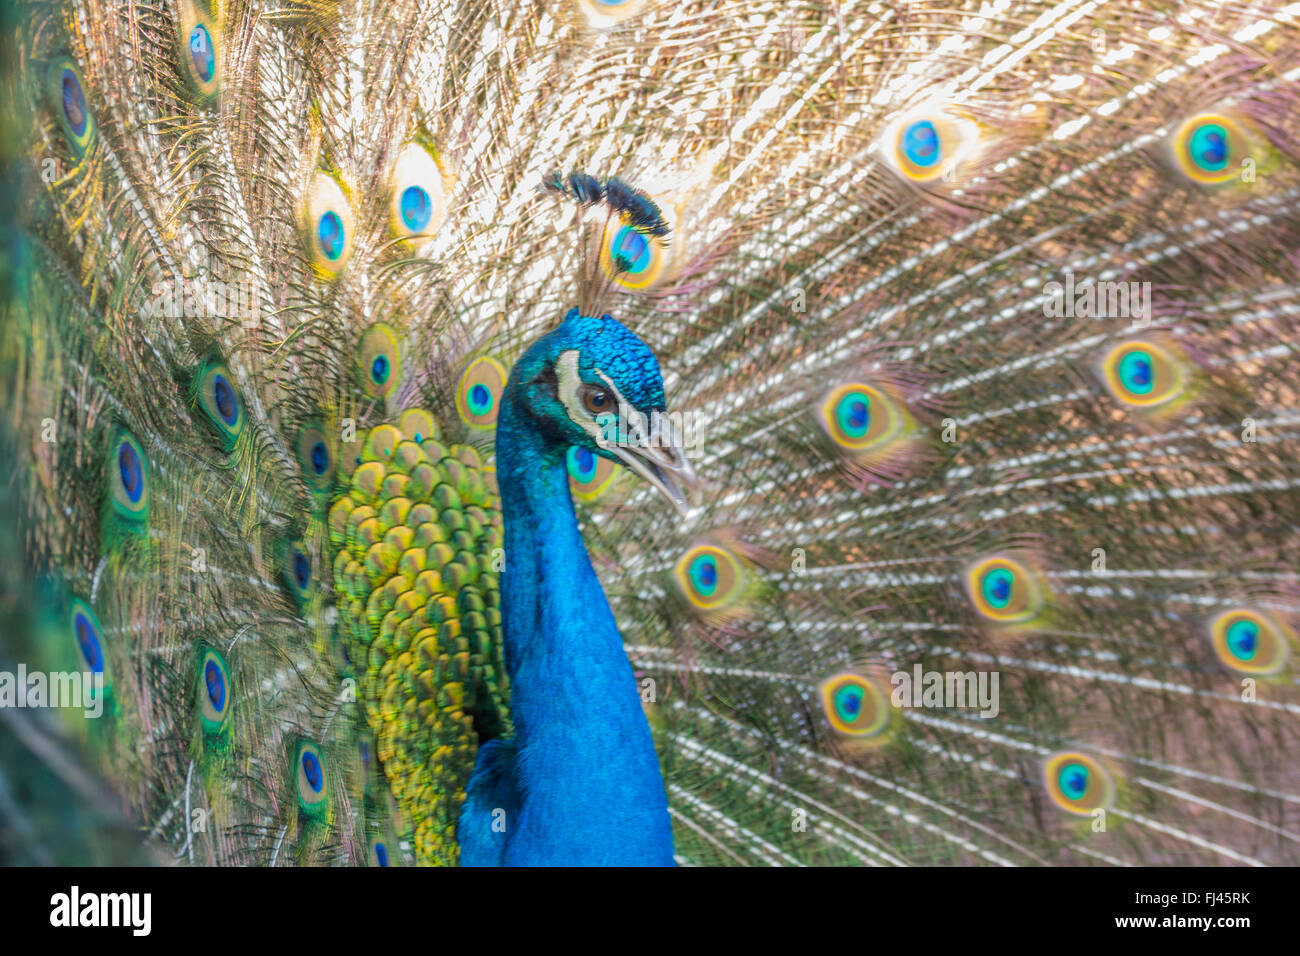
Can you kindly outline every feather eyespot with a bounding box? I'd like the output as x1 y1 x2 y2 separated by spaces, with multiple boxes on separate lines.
61 70 87 136
397 408 440 444
195 360 244 447
281 541 315 606
600 218 676 290
576 0 648 27
360 424 402 463
674 543 746 613
177 1 220 98
304 173 355 276
1043 752 1116 816
820 383 912 451
901 120 940 168
818 381 919 481
189 26 215 81
296 425 336 490
109 431 149 521
389 143 449 248
965 555 1047 627
48 59 95 155
882 108 981 183
294 741 330 817
1171 113 1252 185
455 357 508 430
357 324 402 399
820 673 892 739
198 647 231 734
1100 339 1189 411
1209 609 1292 676
70 598 105 676
567 445 621 501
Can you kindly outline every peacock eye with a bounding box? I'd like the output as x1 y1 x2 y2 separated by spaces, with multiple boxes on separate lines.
965 553 1048 629
296 424 335 490
109 430 150 522
567 444 621 502
198 647 231 734
389 142 448 249
303 173 355 277
1043 752 1116 816
819 672 892 739
195 359 244 448
455 356 508 430
70 599 105 676
293 740 330 818
882 107 982 183
177 1 220 99
580 385 613 415
1171 112 1253 185
48 59 95 156
1209 609 1292 675
1099 339 1190 411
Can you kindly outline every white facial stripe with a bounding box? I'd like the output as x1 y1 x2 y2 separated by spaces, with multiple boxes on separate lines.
555 349 632 446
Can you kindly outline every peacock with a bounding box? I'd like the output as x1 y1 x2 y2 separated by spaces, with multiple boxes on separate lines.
1 0 1299 868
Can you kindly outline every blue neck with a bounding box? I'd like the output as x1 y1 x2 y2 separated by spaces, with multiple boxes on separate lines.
493 394 674 865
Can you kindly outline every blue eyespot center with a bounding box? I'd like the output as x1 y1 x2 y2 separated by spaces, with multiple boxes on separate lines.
567 445 598 483
189 25 215 83
293 550 310 590
301 751 323 792
982 568 1013 609
204 659 226 711
310 441 329 475
400 185 432 232
75 613 104 674
1118 350 1154 396
371 354 389 384
469 383 492 415
374 842 389 866
1059 763 1089 800
118 441 144 502
901 119 940 168
689 554 719 596
61 69 87 137
836 392 871 439
317 210 345 261
1187 122 1229 171
1225 618 1259 661
212 374 238 426
834 684 864 723
610 226 651 275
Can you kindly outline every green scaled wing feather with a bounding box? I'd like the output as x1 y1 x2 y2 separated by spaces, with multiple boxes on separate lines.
329 410 509 866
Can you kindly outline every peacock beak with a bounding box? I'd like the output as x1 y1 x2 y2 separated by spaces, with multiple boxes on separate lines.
603 414 699 516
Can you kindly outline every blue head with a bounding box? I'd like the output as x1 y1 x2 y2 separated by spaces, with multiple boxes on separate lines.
504 308 695 511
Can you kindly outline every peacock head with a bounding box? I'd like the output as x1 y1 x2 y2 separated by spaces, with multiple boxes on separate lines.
506 308 697 513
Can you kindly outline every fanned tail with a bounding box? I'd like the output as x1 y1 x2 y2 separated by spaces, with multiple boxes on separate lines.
3 0 1299 867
